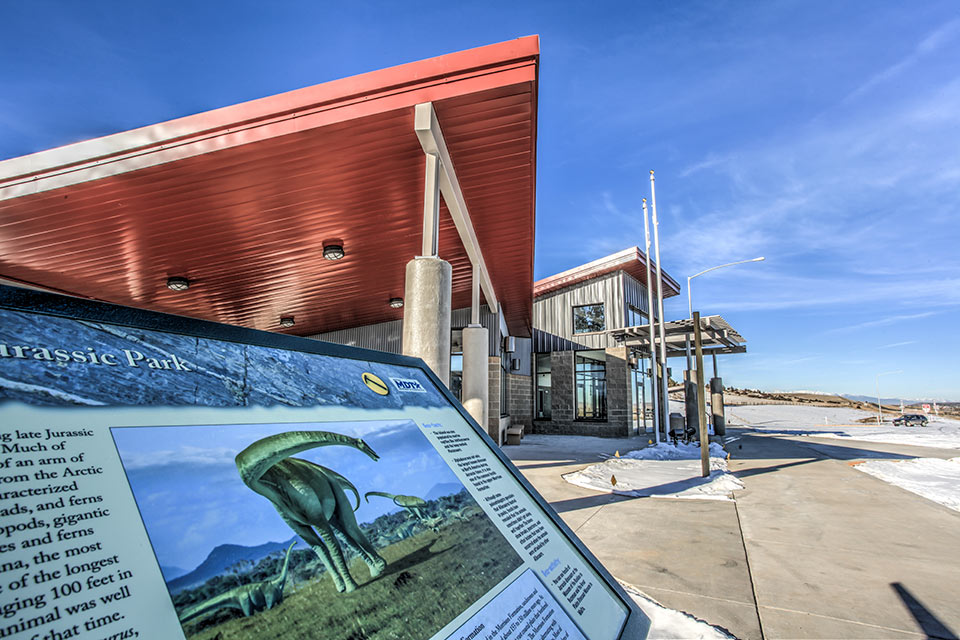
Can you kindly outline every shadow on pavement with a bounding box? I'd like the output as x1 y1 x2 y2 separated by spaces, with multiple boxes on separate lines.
732 457 819 479
891 582 958 640
725 431 916 462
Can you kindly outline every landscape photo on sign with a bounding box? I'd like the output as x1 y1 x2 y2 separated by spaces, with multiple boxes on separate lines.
110 419 523 640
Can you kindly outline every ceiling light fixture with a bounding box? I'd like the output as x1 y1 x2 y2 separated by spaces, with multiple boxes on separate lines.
322 240 345 261
166 276 190 291
279 317 296 328
389 297 404 309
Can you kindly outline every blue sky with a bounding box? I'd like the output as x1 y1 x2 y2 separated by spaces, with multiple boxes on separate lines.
112 420 462 570
2 1 958 400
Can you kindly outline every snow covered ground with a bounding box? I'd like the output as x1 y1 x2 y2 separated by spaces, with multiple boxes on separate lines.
562 442 743 500
725 404 960 449
855 457 960 512
620 581 734 639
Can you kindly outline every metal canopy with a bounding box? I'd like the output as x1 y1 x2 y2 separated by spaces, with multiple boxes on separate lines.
611 314 747 357
0 38 538 337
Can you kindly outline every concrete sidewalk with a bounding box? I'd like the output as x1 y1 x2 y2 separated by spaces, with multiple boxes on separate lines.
505 432 960 639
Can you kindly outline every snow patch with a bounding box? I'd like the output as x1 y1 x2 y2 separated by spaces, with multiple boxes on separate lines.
855 457 960 512
624 441 727 461
727 404 960 450
563 443 743 500
618 580 735 639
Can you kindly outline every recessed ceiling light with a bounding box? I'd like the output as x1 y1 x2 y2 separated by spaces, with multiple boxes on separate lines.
389 297 404 309
279 317 296 328
323 242 345 260
166 276 190 291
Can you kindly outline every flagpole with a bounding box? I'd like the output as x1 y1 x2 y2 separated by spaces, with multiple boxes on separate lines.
650 170 670 434
642 198 660 444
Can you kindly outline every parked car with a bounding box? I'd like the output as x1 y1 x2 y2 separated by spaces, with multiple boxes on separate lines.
893 414 928 427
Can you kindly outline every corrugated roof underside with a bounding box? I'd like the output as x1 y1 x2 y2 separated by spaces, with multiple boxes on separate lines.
0 49 536 337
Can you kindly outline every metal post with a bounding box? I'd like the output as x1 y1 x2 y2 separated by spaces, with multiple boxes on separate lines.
650 171 670 435
876 376 882 426
471 262 480 326
693 312 710 478
641 198 660 443
875 370 902 425
421 153 441 257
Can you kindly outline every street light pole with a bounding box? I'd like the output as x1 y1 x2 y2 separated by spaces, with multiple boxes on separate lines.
685 257 765 363
876 370 903 425
642 197 660 444
687 257 766 318
650 171 670 435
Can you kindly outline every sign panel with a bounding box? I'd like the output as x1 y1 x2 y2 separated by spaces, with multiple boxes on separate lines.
0 287 648 640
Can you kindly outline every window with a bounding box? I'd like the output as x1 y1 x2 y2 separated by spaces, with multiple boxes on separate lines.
500 348 509 417
573 303 605 334
575 350 607 420
449 330 463 401
627 305 647 328
535 353 552 419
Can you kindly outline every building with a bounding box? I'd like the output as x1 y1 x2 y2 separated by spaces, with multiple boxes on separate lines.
0 38 540 445
0 37 746 444
529 247 680 438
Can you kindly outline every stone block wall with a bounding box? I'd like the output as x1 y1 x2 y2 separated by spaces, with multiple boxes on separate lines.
487 356 501 440
531 348 634 438
506 371 532 432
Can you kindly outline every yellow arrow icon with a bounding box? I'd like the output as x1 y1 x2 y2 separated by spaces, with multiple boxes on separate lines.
361 372 389 396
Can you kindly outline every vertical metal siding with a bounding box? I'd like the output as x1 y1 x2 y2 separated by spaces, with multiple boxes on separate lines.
450 305 500 356
308 319 403 353
507 337 532 375
532 271 623 350
621 272 651 322
308 305 501 356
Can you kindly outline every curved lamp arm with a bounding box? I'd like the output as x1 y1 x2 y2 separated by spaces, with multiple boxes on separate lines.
687 257 765 317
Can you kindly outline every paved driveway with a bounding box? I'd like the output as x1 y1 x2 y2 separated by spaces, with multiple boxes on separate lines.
506 431 960 639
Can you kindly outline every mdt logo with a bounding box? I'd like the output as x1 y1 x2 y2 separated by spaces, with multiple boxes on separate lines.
390 377 426 393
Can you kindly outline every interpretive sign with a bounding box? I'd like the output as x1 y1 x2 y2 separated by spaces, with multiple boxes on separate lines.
0 286 649 640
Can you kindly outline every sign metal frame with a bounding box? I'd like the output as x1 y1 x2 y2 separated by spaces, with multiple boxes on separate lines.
0 284 650 639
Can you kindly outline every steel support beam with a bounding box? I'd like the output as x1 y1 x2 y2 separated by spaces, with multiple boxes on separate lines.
414 102 499 313
421 152 440 256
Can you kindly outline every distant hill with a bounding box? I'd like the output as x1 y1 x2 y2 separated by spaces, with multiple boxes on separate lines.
166 536 303 594
160 565 189 581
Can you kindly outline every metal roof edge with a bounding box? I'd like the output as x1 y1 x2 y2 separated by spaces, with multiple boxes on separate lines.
0 36 540 188
534 246 680 298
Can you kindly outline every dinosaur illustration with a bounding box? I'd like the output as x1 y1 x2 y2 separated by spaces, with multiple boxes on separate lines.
178 542 296 623
364 491 432 521
236 430 386 593
454 505 483 521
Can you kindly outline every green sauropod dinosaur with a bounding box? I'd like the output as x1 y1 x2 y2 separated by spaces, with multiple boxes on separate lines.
364 491 432 521
235 430 387 593
178 542 296 623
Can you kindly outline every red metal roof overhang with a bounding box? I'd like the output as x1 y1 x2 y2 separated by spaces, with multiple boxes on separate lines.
533 246 681 299
0 37 538 338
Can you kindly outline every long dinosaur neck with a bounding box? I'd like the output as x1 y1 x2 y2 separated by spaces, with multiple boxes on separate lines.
178 588 243 622
236 431 364 486
271 542 295 593
364 490 398 503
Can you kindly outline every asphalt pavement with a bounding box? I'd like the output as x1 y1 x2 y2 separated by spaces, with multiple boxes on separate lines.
505 430 960 639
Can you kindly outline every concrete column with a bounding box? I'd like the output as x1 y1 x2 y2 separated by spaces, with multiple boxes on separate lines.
461 325 489 429
684 369 699 434
711 377 726 436
402 256 452 385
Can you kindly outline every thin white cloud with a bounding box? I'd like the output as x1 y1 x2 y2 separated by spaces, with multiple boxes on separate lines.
120 446 239 470
841 18 960 105
826 311 939 335
878 340 918 350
